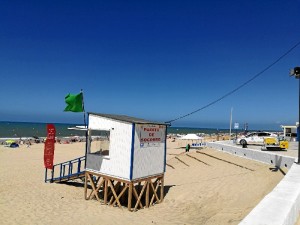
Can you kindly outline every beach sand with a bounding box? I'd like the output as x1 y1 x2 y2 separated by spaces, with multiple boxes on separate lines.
0 139 286 225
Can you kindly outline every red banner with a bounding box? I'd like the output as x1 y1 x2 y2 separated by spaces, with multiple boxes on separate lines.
44 124 56 169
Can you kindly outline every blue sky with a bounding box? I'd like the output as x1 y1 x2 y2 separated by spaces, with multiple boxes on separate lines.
0 0 299 130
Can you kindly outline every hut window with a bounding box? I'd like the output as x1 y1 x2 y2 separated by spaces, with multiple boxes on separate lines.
89 130 110 156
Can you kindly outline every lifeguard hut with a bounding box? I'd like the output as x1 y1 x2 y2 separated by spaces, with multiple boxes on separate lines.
84 113 167 211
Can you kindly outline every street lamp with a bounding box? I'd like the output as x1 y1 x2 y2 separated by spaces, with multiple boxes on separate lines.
290 67 300 163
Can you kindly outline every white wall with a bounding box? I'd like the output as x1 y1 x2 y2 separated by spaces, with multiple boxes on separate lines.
86 114 133 180
132 124 166 180
240 163 300 225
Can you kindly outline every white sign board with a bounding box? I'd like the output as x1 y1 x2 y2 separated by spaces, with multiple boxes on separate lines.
234 123 239 129
138 124 165 148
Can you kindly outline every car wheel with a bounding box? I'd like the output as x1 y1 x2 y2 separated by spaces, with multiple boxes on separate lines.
240 139 247 145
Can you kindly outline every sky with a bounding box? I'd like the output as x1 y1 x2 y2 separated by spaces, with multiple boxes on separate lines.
0 0 300 130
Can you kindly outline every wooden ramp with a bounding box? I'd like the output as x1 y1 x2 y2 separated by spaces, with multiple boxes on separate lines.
51 171 85 183
45 156 85 183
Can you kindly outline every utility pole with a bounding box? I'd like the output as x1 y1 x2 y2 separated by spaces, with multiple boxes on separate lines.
229 107 233 140
290 67 300 163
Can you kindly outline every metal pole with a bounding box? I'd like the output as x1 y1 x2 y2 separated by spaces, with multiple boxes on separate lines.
236 129 237 141
229 107 233 140
290 67 300 163
298 77 300 163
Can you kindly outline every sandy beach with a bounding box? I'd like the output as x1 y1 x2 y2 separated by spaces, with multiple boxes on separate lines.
0 139 287 225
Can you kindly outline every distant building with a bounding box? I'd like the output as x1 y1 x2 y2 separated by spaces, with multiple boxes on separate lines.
281 122 299 141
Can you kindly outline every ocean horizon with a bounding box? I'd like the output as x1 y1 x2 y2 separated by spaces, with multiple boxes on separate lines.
0 121 281 139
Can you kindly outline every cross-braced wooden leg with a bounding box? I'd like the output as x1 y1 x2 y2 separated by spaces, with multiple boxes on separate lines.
86 173 101 201
150 179 160 206
107 179 122 209
90 177 105 202
112 184 128 207
134 181 147 211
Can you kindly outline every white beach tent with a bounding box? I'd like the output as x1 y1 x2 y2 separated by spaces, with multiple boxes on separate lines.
179 133 204 147
179 133 203 140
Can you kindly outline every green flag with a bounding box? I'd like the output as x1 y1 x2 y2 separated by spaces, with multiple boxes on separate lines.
64 92 84 112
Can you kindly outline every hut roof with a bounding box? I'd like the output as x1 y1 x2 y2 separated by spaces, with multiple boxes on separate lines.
88 112 167 126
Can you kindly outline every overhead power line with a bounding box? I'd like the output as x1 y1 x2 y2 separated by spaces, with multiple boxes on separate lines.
166 40 300 124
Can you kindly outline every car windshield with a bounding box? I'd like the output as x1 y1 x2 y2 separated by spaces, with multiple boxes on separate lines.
245 132 275 138
246 133 256 138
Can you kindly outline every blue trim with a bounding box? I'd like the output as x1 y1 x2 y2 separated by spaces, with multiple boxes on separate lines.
163 126 167 172
129 123 135 180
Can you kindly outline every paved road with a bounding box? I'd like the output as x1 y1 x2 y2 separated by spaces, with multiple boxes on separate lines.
226 140 299 159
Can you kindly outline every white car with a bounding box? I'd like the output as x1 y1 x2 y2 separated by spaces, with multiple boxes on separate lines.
237 132 277 145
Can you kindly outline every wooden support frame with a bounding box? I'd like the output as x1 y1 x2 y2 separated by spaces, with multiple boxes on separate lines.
84 171 164 211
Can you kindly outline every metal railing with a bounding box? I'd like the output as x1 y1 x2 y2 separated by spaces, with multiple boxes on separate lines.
45 156 85 183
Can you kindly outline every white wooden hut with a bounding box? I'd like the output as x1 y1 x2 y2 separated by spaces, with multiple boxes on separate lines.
84 113 167 211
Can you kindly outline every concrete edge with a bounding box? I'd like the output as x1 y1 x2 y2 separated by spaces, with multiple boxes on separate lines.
206 142 295 169
206 141 300 225
239 163 300 225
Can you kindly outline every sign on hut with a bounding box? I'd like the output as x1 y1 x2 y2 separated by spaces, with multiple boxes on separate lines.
84 113 167 211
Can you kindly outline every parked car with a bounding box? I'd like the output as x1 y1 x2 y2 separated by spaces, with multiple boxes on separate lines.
237 132 277 145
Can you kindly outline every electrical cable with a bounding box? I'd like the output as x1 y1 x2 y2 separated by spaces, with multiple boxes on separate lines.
166 40 300 124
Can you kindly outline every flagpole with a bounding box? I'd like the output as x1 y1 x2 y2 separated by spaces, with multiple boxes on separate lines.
81 89 88 168
81 89 87 127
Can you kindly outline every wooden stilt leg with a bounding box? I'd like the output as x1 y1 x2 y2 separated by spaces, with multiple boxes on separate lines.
84 172 88 200
128 183 132 211
160 176 164 203
146 180 150 208
104 179 108 204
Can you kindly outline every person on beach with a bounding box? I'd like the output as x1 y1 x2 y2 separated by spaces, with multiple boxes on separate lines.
185 143 190 152
26 141 31 148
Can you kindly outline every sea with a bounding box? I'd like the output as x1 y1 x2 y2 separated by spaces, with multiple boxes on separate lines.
0 121 233 139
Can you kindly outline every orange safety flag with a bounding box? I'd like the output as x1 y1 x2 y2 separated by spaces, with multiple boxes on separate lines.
44 124 56 169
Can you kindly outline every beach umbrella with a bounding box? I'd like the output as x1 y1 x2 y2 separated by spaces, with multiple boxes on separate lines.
5 140 16 144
